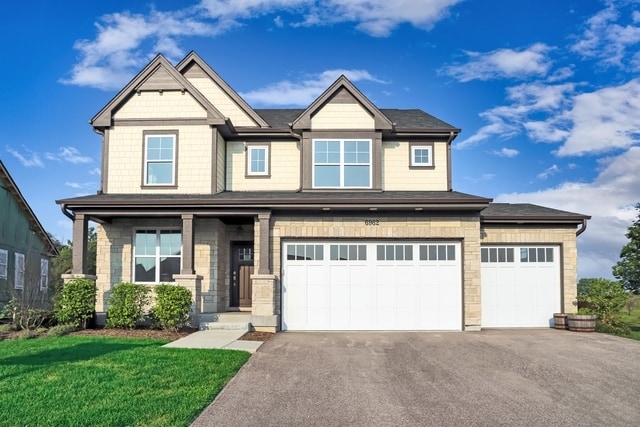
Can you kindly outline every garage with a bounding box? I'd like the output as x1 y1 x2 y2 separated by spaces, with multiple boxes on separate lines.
481 246 561 328
281 241 462 331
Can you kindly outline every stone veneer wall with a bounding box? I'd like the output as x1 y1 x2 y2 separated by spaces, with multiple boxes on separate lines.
480 225 579 314
262 214 482 330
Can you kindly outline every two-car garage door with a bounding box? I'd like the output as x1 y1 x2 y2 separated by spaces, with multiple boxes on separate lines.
282 241 462 331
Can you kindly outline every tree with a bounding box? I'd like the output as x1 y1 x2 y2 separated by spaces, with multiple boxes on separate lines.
613 203 640 294
49 227 98 291
579 278 628 326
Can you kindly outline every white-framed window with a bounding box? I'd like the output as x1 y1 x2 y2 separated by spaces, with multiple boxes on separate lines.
134 229 182 283
144 134 176 185
0 249 7 279
410 145 433 167
14 253 25 289
313 139 371 188
40 259 49 291
247 145 269 176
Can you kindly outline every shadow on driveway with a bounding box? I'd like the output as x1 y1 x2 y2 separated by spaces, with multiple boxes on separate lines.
192 329 640 426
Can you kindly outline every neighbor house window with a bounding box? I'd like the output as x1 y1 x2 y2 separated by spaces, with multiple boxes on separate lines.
246 145 269 176
313 139 371 188
14 253 25 289
134 230 182 283
40 259 49 291
410 144 433 167
144 133 176 185
0 249 7 279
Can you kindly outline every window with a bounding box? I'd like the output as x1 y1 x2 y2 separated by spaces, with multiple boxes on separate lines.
40 259 49 291
134 230 182 283
520 247 554 263
14 253 25 289
0 249 7 279
329 244 366 261
376 245 413 261
313 139 371 188
419 244 456 261
481 247 515 263
287 244 324 261
410 144 433 167
247 145 269 176
144 133 176 185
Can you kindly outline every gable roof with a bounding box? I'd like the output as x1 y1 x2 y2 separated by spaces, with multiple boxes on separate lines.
291 75 394 131
176 51 270 128
0 160 58 256
90 54 227 128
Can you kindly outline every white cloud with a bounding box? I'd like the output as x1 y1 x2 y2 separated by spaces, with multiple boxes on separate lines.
65 181 96 190
46 147 94 164
492 148 519 158
496 147 640 279
89 168 101 176
240 69 386 106
442 43 553 82
6 147 44 168
536 164 560 180
62 0 462 90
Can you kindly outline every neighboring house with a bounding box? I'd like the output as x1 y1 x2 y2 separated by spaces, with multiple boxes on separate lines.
0 159 58 309
56 52 590 332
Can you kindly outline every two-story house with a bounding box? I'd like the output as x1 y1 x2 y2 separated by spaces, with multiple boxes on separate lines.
1 159 58 308
57 52 589 332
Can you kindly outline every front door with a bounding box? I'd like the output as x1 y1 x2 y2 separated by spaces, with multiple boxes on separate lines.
230 243 254 308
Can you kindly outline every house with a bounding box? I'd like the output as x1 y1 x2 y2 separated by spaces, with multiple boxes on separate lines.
56 52 589 332
1 159 58 309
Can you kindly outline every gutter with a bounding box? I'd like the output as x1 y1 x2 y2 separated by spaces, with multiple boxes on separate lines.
576 218 588 236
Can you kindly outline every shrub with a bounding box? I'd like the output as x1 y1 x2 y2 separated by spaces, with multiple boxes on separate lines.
578 278 628 326
106 282 151 329
47 324 77 337
0 299 51 330
54 278 96 329
151 285 192 331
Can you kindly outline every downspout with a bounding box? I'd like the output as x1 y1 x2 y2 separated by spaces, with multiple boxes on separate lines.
576 218 588 236
60 203 74 221
93 127 106 194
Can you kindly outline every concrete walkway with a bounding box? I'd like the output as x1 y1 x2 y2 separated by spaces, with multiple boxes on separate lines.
163 330 263 353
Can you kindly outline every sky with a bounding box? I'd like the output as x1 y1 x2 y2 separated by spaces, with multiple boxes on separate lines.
1 0 639 279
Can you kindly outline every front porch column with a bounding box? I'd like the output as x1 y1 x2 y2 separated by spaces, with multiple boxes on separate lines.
71 213 89 274
181 214 195 275
257 212 271 274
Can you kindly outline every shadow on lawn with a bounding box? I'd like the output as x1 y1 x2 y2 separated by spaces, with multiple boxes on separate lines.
0 339 159 381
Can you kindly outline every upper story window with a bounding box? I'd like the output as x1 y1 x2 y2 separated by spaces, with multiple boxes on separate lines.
134 229 182 283
313 139 371 188
144 133 176 186
246 144 269 176
410 144 434 168
0 249 7 279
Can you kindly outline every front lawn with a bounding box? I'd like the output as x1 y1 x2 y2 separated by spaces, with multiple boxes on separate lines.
0 336 250 427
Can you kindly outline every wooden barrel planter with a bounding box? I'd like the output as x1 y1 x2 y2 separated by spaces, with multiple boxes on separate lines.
553 313 568 329
567 314 596 332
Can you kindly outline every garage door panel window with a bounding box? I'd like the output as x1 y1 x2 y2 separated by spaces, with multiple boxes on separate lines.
481 247 515 263
520 247 554 263
287 244 324 261
377 244 413 261
419 244 456 261
330 244 366 261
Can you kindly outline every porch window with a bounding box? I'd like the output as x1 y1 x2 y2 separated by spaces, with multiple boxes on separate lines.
313 139 371 188
0 249 7 279
134 230 182 283
144 133 176 185
40 259 49 291
14 253 24 289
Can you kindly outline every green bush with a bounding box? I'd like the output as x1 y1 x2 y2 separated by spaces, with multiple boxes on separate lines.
47 324 77 337
54 278 96 329
151 285 193 331
106 282 151 329
1 299 52 330
578 278 628 326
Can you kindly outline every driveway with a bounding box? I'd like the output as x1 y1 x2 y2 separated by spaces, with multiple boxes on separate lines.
191 329 640 426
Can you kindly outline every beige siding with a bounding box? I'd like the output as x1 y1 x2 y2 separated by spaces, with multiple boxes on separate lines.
216 132 226 193
186 77 257 127
113 91 207 119
106 125 213 194
266 215 482 329
311 103 374 129
382 141 448 191
226 140 300 191
480 225 579 315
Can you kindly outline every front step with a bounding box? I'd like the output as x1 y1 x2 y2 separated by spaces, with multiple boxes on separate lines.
199 312 253 331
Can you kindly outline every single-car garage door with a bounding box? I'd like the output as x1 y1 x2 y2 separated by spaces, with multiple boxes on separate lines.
481 246 561 328
282 241 462 331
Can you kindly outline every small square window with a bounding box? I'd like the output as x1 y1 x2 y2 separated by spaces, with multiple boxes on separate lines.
410 145 433 167
247 145 269 176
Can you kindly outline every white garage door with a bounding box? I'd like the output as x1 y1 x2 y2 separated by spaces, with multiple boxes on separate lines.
282 241 462 331
481 246 561 328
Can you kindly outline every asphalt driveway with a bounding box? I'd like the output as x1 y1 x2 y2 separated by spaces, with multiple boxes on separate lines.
191 329 640 426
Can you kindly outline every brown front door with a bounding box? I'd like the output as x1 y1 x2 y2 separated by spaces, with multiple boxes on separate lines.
230 243 254 308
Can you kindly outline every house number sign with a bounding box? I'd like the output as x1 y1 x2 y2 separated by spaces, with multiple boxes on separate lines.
364 219 380 226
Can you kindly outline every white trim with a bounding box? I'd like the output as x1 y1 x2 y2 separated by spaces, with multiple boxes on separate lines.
144 134 176 185
312 139 372 188
0 248 7 279
247 145 269 176
410 145 433 167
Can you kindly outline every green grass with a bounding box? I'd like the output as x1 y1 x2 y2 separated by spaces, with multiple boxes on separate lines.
0 336 250 427
619 305 640 340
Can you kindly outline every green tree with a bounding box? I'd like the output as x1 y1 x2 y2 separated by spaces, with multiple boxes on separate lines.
580 278 627 326
49 228 97 291
613 203 640 294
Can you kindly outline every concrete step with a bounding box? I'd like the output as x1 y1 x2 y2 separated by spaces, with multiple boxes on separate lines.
199 312 252 323
200 321 250 331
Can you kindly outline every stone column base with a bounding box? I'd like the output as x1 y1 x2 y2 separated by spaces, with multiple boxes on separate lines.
173 274 203 326
251 273 279 331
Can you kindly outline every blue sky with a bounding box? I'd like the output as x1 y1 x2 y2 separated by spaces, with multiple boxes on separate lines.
1 0 639 279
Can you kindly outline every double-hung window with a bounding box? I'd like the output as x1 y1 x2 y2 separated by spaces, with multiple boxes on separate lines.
410 144 433 167
144 133 176 185
14 253 24 289
40 259 49 290
313 139 371 188
134 230 182 283
247 145 269 176
0 249 7 279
